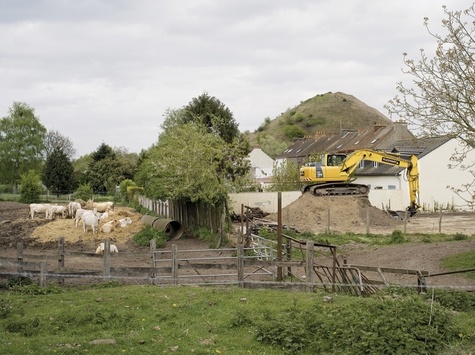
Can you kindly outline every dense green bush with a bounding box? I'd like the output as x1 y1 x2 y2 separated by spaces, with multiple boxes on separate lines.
132 226 167 247
256 294 464 354
74 183 93 201
19 170 43 203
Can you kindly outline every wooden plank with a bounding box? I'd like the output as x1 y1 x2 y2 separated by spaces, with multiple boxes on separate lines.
346 264 429 276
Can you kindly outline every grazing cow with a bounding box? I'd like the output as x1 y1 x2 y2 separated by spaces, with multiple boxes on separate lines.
67 201 81 219
118 217 132 227
46 205 67 219
100 220 119 233
29 203 51 219
85 200 115 213
95 242 118 254
81 212 99 234
74 208 91 227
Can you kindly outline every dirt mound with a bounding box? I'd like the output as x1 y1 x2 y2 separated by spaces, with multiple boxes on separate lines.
266 193 403 234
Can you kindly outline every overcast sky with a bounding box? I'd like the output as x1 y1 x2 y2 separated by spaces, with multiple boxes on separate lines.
0 0 471 158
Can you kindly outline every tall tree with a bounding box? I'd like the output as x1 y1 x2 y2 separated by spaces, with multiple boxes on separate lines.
136 123 228 203
385 4 475 203
183 92 240 144
0 102 46 192
84 143 136 194
42 147 75 197
44 130 76 160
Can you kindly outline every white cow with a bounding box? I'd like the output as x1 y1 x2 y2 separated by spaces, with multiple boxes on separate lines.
81 212 99 234
95 242 119 254
46 205 67 219
29 203 51 219
74 208 91 227
118 217 132 227
85 200 115 213
100 220 119 233
67 201 81 219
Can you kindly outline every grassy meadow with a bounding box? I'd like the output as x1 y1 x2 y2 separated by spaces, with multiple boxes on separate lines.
1 282 474 354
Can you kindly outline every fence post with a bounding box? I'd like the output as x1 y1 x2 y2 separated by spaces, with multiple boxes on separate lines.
305 241 314 292
438 209 442 233
58 237 65 285
365 206 370 235
237 244 244 287
17 242 23 274
39 262 47 287
150 239 156 284
171 244 178 285
326 208 331 233
103 239 111 279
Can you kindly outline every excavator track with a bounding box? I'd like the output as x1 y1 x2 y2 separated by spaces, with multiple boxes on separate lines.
302 183 370 197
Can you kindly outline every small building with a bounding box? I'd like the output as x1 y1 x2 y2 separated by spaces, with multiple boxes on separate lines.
247 146 275 190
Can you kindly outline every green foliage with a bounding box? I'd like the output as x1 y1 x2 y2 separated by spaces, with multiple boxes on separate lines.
304 116 326 127
183 92 239 144
119 179 136 202
389 229 406 244
5 317 40 337
42 147 75 196
442 250 475 280
256 295 462 354
422 289 475 312
74 183 93 201
269 160 301 191
137 123 230 203
0 286 472 354
255 133 287 159
132 226 167 247
84 144 137 194
19 170 43 203
283 124 306 140
452 232 468 241
7 276 33 288
0 102 46 189
189 226 220 247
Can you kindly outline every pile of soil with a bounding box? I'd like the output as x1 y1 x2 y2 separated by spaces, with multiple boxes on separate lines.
266 193 404 234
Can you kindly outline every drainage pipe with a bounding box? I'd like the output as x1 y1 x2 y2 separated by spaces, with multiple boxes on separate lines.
140 215 184 240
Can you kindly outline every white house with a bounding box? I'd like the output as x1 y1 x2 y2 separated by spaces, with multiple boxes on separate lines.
355 137 475 212
248 146 275 189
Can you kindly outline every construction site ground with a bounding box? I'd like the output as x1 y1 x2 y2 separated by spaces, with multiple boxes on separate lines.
0 197 474 290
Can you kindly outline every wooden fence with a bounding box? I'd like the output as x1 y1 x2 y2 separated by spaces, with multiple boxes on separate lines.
0 237 439 295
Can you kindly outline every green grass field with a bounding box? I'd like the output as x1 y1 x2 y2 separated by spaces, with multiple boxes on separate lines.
1 282 474 354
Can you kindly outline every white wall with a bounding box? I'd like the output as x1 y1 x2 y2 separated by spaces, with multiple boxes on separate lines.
229 191 301 213
418 139 475 211
249 148 274 178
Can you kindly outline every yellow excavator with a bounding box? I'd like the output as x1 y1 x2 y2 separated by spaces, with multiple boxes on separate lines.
299 149 420 216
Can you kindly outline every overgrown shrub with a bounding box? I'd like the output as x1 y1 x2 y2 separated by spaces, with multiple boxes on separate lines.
256 295 462 354
452 232 468 241
389 229 406 244
19 170 43 203
74 183 93 201
132 226 167 247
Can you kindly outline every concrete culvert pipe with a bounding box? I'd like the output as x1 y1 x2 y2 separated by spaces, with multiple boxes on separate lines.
141 215 184 240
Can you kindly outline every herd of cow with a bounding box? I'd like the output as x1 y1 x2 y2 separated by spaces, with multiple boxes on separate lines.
28 199 133 236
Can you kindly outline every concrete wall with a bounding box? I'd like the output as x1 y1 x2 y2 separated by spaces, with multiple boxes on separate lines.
229 191 301 213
